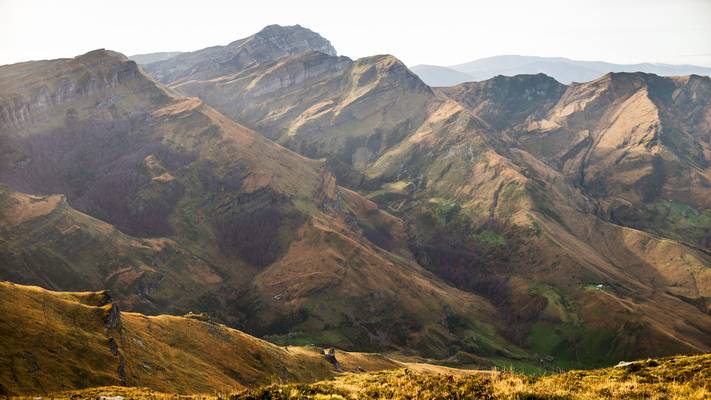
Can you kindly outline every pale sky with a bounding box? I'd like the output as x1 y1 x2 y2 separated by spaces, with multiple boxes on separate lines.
1 0 710 67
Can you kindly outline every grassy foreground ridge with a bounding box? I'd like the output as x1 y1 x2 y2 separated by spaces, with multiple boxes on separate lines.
13 354 709 400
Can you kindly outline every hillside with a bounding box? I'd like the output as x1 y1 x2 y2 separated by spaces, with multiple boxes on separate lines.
0 281 400 396
143 25 711 368
0 48 520 360
442 72 711 248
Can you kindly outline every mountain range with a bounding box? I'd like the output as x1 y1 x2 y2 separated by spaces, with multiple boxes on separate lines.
412 55 711 86
1 24 710 394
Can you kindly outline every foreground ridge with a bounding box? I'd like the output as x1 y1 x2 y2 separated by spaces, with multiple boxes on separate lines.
12 354 710 399
234 354 710 399
0 282 397 396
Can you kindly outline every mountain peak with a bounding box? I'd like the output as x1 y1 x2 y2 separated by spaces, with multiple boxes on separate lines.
145 25 336 84
353 54 431 92
599 70 655 80
589 71 671 97
243 24 337 57
441 72 567 129
254 23 307 36
73 49 136 72
75 48 129 63
488 72 563 85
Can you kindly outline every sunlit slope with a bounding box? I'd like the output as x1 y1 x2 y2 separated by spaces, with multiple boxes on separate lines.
0 281 399 396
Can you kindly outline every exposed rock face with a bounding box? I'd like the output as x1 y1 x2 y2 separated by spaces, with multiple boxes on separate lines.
324 348 341 372
107 337 126 385
142 24 337 84
0 49 169 136
103 304 123 332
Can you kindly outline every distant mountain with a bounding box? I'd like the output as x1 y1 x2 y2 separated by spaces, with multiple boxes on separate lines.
141 24 337 84
128 51 182 64
412 55 711 85
408 64 474 87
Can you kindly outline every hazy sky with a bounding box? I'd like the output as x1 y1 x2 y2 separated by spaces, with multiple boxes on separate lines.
1 0 710 67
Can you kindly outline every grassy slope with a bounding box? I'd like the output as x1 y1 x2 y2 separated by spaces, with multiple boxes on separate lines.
0 185 247 316
19 354 710 399
0 282 398 396
232 354 711 399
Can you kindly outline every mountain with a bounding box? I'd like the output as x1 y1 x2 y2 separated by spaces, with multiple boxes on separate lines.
440 72 711 229
408 64 475 87
141 25 711 368
0 281 398 395
140 24 337 84
128 51 183 64
411 55 711 86
1 24 710 377
0 47 518 361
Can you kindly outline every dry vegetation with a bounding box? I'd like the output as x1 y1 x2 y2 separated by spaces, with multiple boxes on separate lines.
0 282 395 396
231 354 710 399
15 354 708 400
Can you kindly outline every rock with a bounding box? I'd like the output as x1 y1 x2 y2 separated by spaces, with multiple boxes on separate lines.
107 337 126 385
615 361 635 367
184 311 210 322
324 347 341 372
103 304 122 332
97 290 113 307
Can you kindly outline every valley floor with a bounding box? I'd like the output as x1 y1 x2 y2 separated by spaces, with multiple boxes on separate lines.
12 354 709 400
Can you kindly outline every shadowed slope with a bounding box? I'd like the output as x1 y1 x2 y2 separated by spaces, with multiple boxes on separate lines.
0 49 516 359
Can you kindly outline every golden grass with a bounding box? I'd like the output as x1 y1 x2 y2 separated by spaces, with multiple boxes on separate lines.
0 282 396 397
229 354 710 399
10 386 216 400
3 262 707 399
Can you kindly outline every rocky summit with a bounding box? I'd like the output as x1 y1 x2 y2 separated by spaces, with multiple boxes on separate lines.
0 21 709 399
